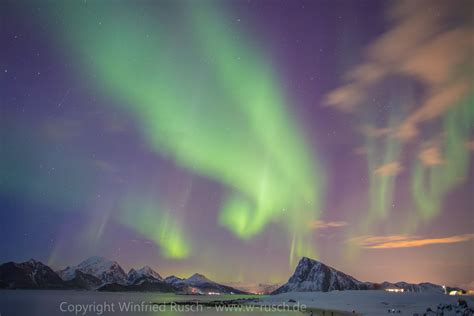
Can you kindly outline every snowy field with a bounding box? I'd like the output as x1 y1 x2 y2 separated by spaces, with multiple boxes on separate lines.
259 290 474 315
0 290 472 316
0 291 277 316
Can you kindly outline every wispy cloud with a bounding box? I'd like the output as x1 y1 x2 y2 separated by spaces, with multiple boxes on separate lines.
419 147 444 166
324 0 473 141
350 234 474 249
374 161 403 177
361 125 392 139
353 146 368 156
309 220 348 230
466 140 474 152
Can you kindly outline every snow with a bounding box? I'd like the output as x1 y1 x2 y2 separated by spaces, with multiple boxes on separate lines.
135 266 162 280
186 273 213 285
259 290 474 315
164 275 183 284
274 257 368 293
164 273 212 286
274 257 446 294
127 266 162 284
58 256 127 285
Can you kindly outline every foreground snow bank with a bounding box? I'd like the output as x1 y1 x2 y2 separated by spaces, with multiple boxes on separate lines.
259 290 473 315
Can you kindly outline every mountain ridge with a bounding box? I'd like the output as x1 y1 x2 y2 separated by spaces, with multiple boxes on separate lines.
0 256 462 294
58 256 128 285
164 272 248 294
127 266 163 285
272 257 458 294
0 257 245 294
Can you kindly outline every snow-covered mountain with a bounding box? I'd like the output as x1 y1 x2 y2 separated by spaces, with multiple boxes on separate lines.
164 275 183 284
164 273 248 294
185 273 213 285
58 256 127 285
273 257 452 294
273 257 369 294
0 256 456 294
0 259 66 289
127 266 162 285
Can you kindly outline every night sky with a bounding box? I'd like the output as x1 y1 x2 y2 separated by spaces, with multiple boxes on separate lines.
1 0 473 289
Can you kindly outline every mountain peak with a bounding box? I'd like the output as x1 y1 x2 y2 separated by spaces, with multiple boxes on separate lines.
164 275 183 284
273 256 367 294
0 259 65 289
163 273 247 294
191 273 206 278
58 256 127 285
137 266 161 278
273 257 447 294
299 256 323 265
127 265 162 284
187 273 210 282
139 266 154 273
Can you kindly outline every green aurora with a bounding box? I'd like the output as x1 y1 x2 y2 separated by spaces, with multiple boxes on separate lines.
50 2 324 263
411 94 474 222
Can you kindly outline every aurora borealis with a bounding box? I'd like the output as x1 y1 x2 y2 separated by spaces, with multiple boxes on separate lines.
1 0 473 289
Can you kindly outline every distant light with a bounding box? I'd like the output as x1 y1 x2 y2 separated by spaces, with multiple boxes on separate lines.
385 288 404 293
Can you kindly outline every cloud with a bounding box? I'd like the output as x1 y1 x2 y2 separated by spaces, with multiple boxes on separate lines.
361 125 391 138
466 140 474 152
324 0 473 141
350 234 474 249
396 80 471 140
325 83 365 113
419 147 444 166
374 161 403 177
309 220 348 230
353 146 368 156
